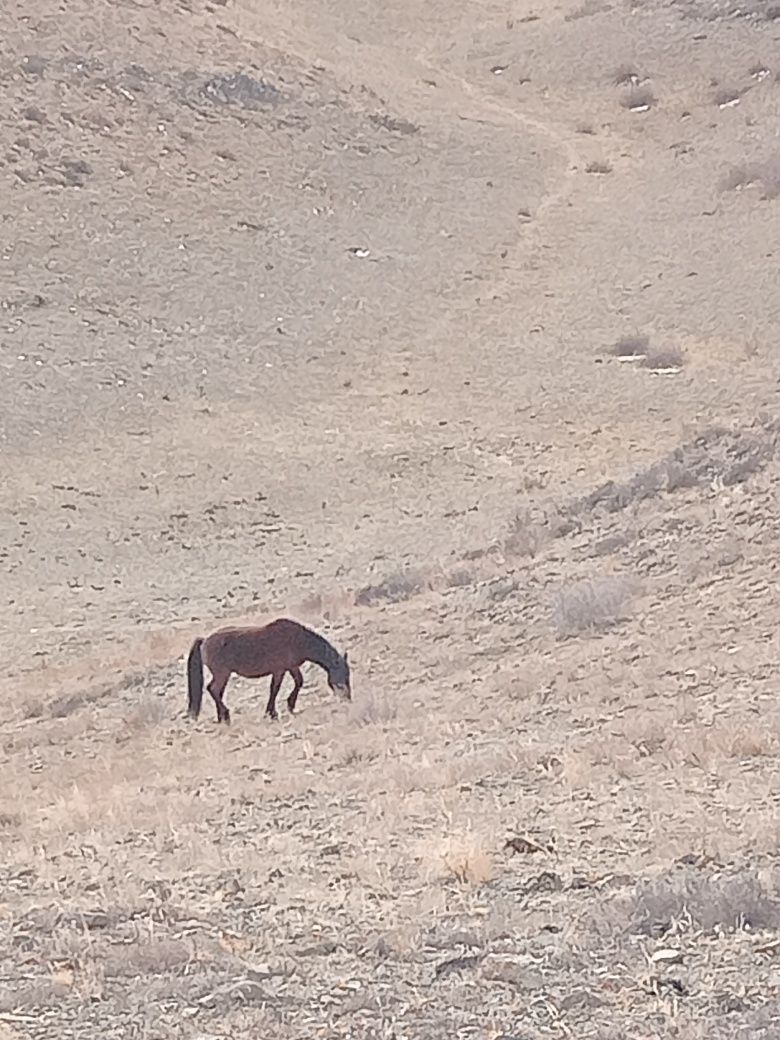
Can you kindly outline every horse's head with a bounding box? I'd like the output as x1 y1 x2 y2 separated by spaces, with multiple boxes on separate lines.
328 650 351 701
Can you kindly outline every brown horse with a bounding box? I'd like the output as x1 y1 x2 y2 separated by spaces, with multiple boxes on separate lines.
186 617 351 724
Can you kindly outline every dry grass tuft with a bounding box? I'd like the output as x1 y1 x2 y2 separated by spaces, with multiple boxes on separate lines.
445 566 473 588
620 86 655 111
438 836 495 885
101 937 197 977
586 160 612 174
720 155 780 200
348 688 398 726
552 574 641 636
504 509 546 558
123 696 169 732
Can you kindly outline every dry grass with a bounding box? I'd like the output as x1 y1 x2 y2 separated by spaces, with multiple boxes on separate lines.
552 574 641 636
628 866 780 934
431 834 495 885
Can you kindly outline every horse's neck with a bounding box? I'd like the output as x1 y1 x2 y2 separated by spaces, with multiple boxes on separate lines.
304 630 337 671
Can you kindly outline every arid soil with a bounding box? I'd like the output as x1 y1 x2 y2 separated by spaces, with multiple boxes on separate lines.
3 0 780 1037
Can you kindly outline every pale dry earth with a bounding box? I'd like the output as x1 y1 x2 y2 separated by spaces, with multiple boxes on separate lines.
3 0 780 1037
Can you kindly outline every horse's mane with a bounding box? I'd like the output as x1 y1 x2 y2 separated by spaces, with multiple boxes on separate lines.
303 626 341 668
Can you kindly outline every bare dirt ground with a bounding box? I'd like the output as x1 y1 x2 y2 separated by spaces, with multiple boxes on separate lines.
3 0 780 1036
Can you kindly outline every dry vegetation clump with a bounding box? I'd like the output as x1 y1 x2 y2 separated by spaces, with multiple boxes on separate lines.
639 345 685 370
627 866 780 935
552 574 641 636
720 154 780 199
608 333 649 358
444 566 473 588
429 834 495 885
675 721 777 765
748 62 771 79
348 688 398 725
354 569 428 606
620 86 655 111
503 508 547 558
713 85 743 107
613 64 642 86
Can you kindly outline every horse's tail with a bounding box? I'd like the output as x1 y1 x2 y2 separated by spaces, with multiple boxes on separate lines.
187 638 204 718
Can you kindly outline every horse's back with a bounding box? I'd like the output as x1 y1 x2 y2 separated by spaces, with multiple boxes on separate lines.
203 618 309 675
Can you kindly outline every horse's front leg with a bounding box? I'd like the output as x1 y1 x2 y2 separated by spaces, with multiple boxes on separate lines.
265 673 283 720
287 668 304 715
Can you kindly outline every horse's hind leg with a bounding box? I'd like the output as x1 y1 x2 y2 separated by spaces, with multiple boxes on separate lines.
287 668 304 715
207 671 231 724
265 673 284 721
